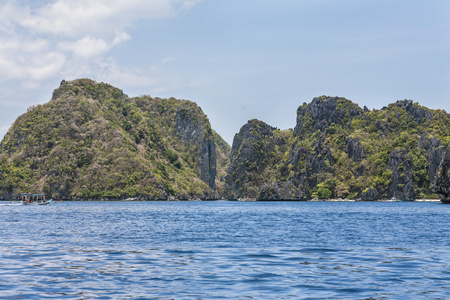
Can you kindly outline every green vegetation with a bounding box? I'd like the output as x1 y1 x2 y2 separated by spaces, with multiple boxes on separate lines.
274 97 449 200
0 79 230 199
225 119 293 198
0 81 447 201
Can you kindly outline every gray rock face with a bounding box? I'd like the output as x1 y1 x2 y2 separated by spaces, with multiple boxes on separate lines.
224 119 281 199
347 138 365 162
395 100 434 122
176 106 216 190
285 134 334 191
418 136 444 184
199 139 216 190
224 96 448 201
385 149 415 200
431 146 450 200
176 107 204 142
306 135 334 186
295 96 363 135
229 119 276 162
257 133 333 201
360 188 380 201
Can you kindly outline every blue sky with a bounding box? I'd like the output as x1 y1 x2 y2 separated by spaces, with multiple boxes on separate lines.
0 0 449 144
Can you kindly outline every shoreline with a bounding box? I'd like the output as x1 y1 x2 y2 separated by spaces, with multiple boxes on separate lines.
0 198 442 203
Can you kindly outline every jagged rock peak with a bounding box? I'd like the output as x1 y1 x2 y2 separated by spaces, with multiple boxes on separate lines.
230 119 277 155
392 99 434 122
224 119 289 199
295 96 363 136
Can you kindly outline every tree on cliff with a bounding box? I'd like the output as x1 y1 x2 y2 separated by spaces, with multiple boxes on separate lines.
226 97 450 201
0 79 230 200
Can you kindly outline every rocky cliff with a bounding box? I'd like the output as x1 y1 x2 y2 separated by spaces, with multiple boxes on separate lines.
0 79 230 200
431 145 450 201
295 96 363 135
223 119 292 199
226 96 450 200
385 149 415 201
175 105 217 190
1 80 448 201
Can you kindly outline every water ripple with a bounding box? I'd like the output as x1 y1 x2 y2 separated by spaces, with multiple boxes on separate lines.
1 201 450 299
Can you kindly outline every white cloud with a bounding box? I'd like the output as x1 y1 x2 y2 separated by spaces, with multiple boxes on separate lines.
0 0 202 141
55 55 198 97
26 52 67 80
58 31 131 58
95 58 159 88
60 56 181 93
113 32 131 45
0 0 201 85
0 35 65 81
64 36 110 58
12 0 194 38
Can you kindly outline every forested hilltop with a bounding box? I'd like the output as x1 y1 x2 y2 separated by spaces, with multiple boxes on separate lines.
0 79 449 201
225 96 450 200
0 79 230 200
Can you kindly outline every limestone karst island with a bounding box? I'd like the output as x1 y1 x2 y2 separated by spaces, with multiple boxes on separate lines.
0 79 449 202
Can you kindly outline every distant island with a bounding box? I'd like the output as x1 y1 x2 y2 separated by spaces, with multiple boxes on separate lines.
0 79 449 202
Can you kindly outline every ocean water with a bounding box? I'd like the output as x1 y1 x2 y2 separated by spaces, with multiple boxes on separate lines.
0 200 449 299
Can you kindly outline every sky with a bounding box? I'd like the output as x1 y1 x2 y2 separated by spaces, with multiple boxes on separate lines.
0 0 449 145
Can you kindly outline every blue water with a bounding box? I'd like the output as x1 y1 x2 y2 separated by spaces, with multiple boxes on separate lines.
1 201 450 299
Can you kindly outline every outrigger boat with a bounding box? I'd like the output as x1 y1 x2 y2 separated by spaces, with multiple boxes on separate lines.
20 193 52 205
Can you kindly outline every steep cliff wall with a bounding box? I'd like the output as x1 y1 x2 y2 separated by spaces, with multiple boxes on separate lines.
223 119 291 199
385 149 415 201
175 106 216 190
0 79 230 200
229 97 450 200
1 79 448 201
431 145 450 200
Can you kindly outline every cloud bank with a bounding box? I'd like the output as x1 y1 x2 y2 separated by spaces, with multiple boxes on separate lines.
0 0 200 87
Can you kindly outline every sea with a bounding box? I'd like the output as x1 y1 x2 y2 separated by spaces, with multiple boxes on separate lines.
0 200 449 299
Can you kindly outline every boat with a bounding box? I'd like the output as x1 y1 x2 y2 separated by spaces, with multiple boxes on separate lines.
20 193 52 205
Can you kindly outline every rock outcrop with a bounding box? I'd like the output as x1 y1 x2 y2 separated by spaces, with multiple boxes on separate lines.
227 96 449 201
2 85 449 202
394 100 434 122
431 146 450 201
360 188 380 201
283 133 334 191
176 106 216 190
347 138 365 162
223 119 290 199
295 96 363 136
418 136 445 184
385 149 415 201
0 79 229 200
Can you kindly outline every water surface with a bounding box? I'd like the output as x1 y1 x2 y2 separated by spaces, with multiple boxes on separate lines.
0 201 449 299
